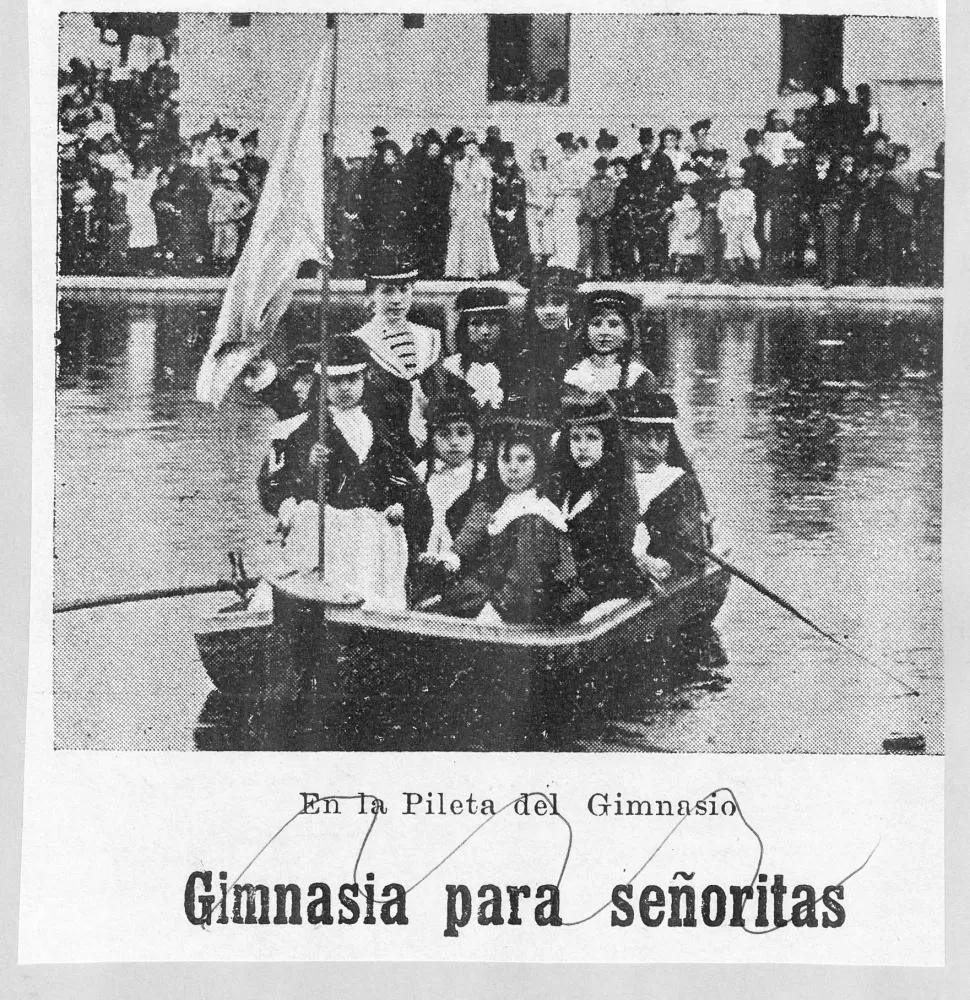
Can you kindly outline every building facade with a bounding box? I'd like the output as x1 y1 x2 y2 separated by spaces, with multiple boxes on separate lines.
61 12 943 163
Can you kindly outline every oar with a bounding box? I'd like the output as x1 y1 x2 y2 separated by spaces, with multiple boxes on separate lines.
54 577 261 615
693 545 921 697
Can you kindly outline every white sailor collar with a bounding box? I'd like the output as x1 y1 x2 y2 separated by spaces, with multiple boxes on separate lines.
442 354 504 408
635 464 685 512
353 318 442 380
488 489 569 536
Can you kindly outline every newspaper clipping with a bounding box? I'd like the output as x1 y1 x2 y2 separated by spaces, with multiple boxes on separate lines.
20 1 944 966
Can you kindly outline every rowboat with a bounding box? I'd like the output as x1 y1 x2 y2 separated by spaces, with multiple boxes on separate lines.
194 555 730 750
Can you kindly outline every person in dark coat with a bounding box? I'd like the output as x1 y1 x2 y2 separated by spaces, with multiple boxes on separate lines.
405 128 452 277
351 246 443 458
257 336 432 574
505 265 582 416
423 284 512 416
359 140 409 265
553 390 640 605
233 129 269 205
764 141 809 280
438 399 587 626
739 127 772 257
490 142 530 280
915 142 944 286
618 383 710 583
855 153 894 285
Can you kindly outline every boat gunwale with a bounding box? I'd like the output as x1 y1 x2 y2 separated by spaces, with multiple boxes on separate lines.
196 562 727 651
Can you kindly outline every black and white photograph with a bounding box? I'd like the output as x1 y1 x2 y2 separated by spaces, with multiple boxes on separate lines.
52 10 943 754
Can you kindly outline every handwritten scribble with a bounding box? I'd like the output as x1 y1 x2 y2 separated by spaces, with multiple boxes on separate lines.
204 786 876 933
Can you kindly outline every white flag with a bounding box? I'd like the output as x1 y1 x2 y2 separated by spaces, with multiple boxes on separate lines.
196 48 332 406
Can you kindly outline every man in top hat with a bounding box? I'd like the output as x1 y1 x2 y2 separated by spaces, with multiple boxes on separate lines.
351 245 442 457
628 127 655 176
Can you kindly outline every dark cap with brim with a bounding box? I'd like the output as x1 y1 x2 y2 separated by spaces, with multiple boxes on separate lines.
327 336 370 375
559 389 617 426
365 244 419 283
619 384 679 424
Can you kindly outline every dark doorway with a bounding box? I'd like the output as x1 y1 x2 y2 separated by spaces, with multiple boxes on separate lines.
780 15 844 92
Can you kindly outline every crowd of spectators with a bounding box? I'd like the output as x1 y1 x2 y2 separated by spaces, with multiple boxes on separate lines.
57 67 943 287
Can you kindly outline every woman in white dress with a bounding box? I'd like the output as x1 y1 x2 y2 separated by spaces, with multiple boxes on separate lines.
548 137 587 269
523 148 554 263
445 137 499 279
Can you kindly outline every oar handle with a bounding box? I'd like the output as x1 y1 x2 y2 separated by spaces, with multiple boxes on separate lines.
53 577 261 615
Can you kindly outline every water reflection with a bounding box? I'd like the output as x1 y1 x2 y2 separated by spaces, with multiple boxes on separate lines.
53 291 943 753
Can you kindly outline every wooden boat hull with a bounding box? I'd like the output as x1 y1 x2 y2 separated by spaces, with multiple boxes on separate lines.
194 562 729 749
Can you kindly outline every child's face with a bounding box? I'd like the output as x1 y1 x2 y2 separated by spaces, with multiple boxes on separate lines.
498 442 538 494
292 371 315 408
894 149 910 167
587 309 629 355
728 175 743 188
612 164 627 181
535 294 569 331
433 420 475 469
569 424 605 470
466 315 502 356
382 149 398 166
626 425 670 472
327 371 365 410
371 280 414 322
840 155 855 174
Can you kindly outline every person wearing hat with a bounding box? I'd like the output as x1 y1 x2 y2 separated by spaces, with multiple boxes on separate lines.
438 396 587 627
694 148 730 282
666 170 704 278
403 129 452 277
740 128 771 258
233 129 269 205
352 244 442 456
481 124 504 166
360 140 410 267
618 384 710 584
488 142 529 280
445 135 500 279
628 128 655 178
594 128 619 155
576 156 617 279
764 137 811 280
548 132 588 270
506 266 582 413
427 285 511 412
564 288 655 395
716 165 761 282
260 335 432 607
553 390 640 606
689 118 713 156
207 164 252 273
413 389 485 599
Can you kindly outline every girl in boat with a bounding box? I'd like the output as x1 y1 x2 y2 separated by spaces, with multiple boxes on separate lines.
563 287 657 398
617 383 710 584
258 336 431 609
553 390 641 605
434 399 588 626
506 265 582 415
423 285 511 416
412 389 485 605
351 246 443 459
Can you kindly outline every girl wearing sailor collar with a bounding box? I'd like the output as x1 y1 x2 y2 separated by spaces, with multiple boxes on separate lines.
620 387 710 584
563 288 655 397
430 285 512 414
437 409 587 626
553 391 640 605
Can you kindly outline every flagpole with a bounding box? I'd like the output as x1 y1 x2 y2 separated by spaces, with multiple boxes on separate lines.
317 15 340 576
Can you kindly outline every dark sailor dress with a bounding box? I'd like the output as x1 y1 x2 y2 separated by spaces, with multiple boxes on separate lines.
441 490 587 626
633 464 709 578
558 479 640 605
